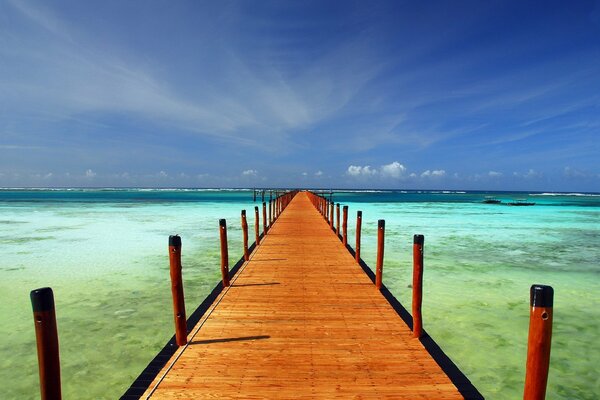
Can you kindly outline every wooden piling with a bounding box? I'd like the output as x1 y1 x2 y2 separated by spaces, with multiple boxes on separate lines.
376 219 385 290
168 235 187 346
342 205 348 246
254 206 260 245
355 211 362 263
269 200 273 225
262 202 267 235
524 285 554 400
329 202 334 229
219 219 230 287
412 234 424 338
253 188 256 202
241 210 249 261
336 203 341 237
30 287 62 400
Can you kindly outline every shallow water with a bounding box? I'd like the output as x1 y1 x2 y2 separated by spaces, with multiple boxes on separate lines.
0 189 598 399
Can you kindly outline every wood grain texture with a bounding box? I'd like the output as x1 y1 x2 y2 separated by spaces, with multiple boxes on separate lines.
145 192 464 399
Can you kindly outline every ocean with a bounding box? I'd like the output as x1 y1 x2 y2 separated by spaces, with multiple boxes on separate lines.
1 189 598 399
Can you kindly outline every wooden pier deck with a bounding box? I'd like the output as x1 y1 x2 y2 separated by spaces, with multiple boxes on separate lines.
141 192 470 399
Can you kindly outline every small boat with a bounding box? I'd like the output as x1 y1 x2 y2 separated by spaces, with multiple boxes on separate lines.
508 199 535 206
483 196 502 204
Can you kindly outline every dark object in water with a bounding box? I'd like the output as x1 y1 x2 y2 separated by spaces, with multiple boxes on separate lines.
483 196 502 204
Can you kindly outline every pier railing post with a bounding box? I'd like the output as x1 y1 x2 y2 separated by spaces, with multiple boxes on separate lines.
241 210 249 261
355 211 362 262
342 205 348 246
376 219 385 289
254 206 260 245
262 202 267 235
524 285 554 400
30 287 62 400
219 219 231 287
168 235 187 346
412 235 424 338
329 202 334 229
268 199 272 226
336 203 341 237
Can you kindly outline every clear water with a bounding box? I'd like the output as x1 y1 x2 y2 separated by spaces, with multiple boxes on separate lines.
1 189 598 399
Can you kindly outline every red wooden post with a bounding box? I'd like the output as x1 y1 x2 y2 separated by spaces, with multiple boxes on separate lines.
241 210 249 261
30 287 62 400
168 235 187 346
254 206 261 245
412 234 424 338
268 199 272 226
262 201 267 235
219 219 230 287
355 211 362 262
342 205 348 246
375 219 385 289
524 285 554 400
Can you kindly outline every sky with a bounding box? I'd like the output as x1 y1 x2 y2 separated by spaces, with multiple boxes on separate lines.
1 0 599 191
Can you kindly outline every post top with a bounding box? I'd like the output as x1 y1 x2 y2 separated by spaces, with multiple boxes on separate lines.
241 209 246 216
357 210 362 217
255 206 259 211
530 284 554 307
378 219 385 228
30 287 55 312
169 235 182 247
343 205 348 210
414 234 424 245
219 218 227 227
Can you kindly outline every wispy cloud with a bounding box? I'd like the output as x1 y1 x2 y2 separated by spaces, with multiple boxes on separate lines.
1 0 385 153
242 169 258 177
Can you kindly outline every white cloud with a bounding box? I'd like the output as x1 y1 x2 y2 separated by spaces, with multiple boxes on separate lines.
488 171 503 177
347 165 378 177
85 169 96 178
380 161 406 178
158 170 168 177
242 169 258 176
302 172 308 176
347 161 408 178
421 169 446 178
514 169 542 179
315 171 323 176
563 166 597 179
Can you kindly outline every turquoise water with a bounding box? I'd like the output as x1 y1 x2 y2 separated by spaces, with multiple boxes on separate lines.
1 189 598 399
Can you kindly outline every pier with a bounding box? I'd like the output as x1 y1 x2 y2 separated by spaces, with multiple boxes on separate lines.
126 191 481 399
29 190 555 400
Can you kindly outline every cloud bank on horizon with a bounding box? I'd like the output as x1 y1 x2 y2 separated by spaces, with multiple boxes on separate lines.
0 0 599 191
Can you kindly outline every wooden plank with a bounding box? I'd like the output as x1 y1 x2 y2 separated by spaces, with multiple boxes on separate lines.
144 192 465 399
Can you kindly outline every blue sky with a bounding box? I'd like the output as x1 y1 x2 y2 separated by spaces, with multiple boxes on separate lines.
1 0 599 190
